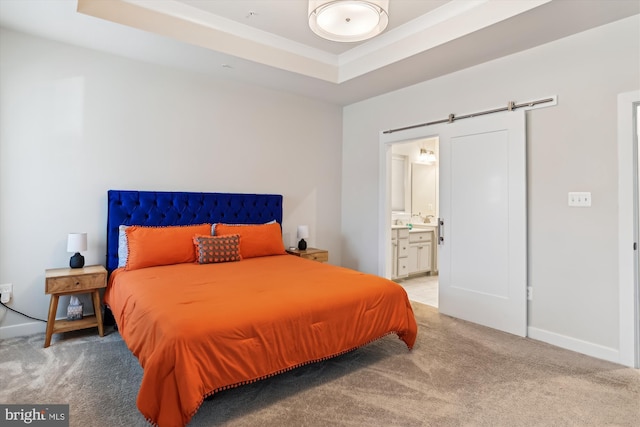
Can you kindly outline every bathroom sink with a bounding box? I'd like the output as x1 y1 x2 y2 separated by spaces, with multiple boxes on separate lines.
411 223 437 229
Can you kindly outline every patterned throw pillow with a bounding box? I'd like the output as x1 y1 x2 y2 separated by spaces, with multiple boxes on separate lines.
193 234 242 264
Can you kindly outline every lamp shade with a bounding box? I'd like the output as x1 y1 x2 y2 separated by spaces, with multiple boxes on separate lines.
297 225 309 240
67 233 87 253
308 0 389 42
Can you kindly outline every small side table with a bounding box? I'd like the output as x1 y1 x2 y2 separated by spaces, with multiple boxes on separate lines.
286 247 329 263
44 265 107 348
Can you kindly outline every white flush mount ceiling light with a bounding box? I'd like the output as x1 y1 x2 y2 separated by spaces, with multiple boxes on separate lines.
308 0 389 42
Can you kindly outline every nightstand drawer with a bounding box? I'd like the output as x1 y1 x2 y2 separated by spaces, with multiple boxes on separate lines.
301 251 329 263
286 247 329 263
46 271 106 294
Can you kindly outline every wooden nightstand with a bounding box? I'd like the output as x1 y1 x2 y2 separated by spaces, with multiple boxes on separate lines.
286 247 329 263
44 265 107 348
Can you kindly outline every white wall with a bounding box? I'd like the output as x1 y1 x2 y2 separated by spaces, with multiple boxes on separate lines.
342 16 640 362
0 29 343 338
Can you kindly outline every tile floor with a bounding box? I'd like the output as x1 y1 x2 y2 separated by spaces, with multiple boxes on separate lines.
396 274 439 308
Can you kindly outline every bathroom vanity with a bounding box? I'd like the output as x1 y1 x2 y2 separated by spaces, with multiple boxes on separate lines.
391 224 437 280
407 225 437 276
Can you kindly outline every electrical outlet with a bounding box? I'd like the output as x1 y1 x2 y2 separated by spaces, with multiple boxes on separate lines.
0 283 12 303
527 286 533 301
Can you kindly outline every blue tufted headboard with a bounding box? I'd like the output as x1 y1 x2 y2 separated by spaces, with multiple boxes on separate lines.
106 190 283 272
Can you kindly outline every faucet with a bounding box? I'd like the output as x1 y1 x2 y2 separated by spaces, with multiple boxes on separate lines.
411 212 434 223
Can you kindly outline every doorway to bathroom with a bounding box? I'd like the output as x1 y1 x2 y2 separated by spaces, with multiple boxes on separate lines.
390 137 439 308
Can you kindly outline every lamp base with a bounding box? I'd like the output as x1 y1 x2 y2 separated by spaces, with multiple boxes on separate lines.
298 239 307 251
70 252 85 269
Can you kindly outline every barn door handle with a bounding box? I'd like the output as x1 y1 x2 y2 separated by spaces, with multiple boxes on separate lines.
437 218 444 245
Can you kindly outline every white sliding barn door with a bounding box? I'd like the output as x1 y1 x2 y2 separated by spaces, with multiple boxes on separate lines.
438 111 527 336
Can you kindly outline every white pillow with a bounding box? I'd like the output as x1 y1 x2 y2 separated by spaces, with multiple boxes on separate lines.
117 225 130 268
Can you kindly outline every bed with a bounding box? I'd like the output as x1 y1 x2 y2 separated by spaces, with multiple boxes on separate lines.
104 190 418 427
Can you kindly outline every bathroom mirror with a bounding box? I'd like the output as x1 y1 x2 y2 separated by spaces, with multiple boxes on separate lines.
411 162 437 219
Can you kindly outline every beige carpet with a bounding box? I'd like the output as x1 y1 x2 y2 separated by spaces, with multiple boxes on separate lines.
1 302 638 426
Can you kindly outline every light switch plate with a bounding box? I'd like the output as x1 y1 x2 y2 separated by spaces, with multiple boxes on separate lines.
568 192 591 207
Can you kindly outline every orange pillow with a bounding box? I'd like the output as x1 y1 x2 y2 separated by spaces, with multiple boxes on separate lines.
125 224 211 270
215 222 285 259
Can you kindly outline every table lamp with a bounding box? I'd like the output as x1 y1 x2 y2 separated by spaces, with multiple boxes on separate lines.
67 233 87 268
297 225 309 250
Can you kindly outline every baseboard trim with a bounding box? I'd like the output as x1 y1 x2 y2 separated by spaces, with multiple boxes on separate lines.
528 326 621 365
0 321 47 340
0 310 96 340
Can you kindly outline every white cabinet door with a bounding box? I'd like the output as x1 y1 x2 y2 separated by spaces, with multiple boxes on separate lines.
408 231 432 275
418 243 431 272
409 243 431 274
408 245 419 274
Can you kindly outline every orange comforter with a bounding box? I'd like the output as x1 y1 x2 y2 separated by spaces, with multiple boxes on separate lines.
104 255 417 427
